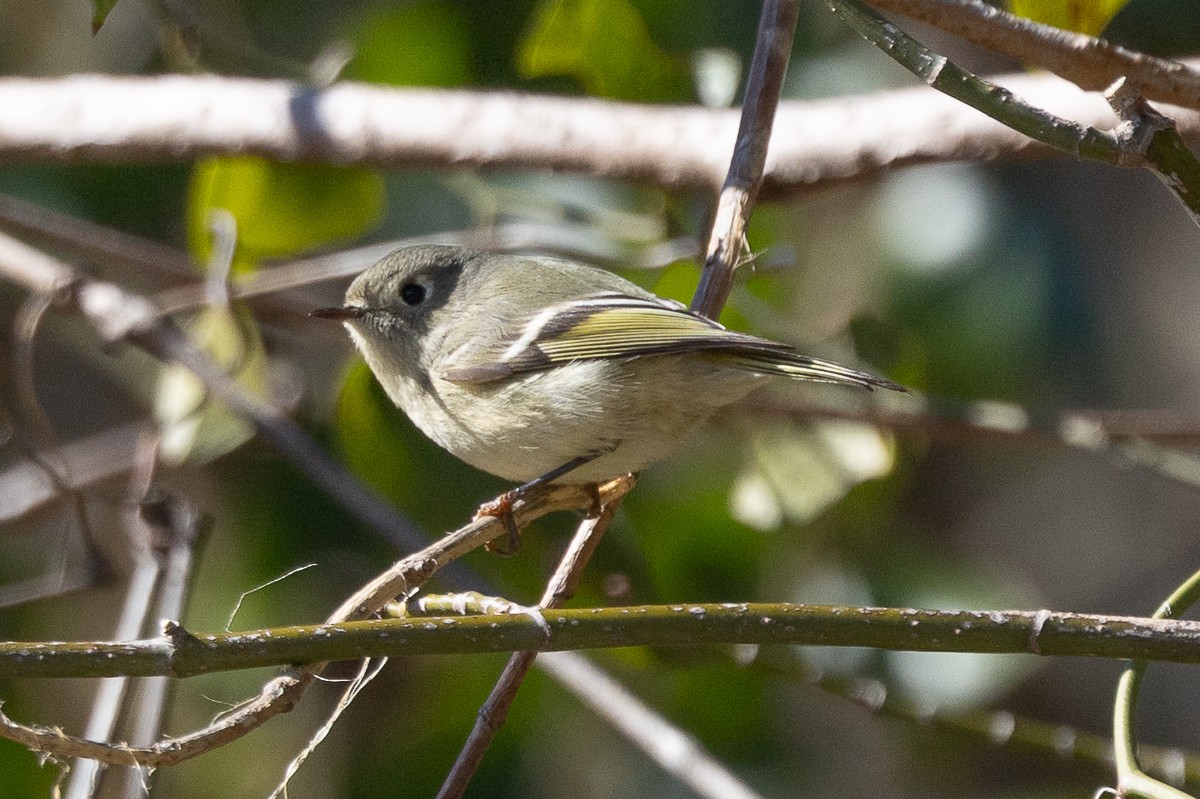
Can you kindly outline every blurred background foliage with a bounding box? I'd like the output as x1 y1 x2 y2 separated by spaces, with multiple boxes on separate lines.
1 0 1200 797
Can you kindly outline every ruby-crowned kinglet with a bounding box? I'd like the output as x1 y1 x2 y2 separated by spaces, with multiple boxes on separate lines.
315 245 905 485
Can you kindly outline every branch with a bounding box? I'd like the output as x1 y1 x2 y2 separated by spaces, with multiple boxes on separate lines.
692 0 799 318
754 653 1200 789
741 398 1200 448
1112 568 1200 799
868 0 1200 108
1106 78 1200 224
830 0 1200 230
6 604 1200 680
0 229 431 555
0 475 636 766
0 228 745 792
830 0 1128 164
2 73 1199 196
437 501 622 799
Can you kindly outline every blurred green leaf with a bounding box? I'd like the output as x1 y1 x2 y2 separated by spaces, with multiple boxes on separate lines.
518 0 691 100
733 420 895 530
345 1 473 86
629 449 766 602
171 154 379 468
850 315 927 392
1008 0 1129 37
653 660 771 760
648 261 698 305
187 156 384 273
155 306 267 466
334 361 421 509
92 0 119 34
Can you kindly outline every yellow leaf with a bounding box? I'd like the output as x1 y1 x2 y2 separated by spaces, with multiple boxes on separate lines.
1009 0 1130 37
188 156 384 274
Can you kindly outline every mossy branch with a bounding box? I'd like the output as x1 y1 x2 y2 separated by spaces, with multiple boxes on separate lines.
4 603 1200 680
829 0 1200 223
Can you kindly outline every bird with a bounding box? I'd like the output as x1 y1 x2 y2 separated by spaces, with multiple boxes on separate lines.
315 245 906 494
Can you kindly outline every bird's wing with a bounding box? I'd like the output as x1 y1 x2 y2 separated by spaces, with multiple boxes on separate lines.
438 292 909 394
438 292 794 383
439 293 906 391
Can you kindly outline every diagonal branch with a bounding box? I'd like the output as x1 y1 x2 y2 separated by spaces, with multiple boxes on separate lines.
0 229 430 555
867 0 1200 108
0 475 635 766
0 226 647 767
829 0 1127 164
437 501 623 799
0 228 750 793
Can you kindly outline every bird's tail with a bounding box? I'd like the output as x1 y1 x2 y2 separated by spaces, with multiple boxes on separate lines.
725 351 908 393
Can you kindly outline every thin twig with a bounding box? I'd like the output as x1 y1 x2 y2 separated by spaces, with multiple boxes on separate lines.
691 0 800 319
324 477 632 623
0 193 194 282
538 653 768 799
437 501 622 799
0 230 744 796
268 657 389 799
867 0 1200 108
0 476 635 766
0 229 430 555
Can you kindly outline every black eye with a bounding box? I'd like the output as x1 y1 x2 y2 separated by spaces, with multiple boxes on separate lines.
400 282 427 306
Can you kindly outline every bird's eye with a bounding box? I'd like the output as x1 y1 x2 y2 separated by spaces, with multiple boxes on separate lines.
400 282 427 306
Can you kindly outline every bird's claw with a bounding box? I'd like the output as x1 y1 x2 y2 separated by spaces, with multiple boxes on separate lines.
477 491 522 557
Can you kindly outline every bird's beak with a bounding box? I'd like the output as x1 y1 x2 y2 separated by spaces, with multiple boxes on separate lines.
311 306 367 320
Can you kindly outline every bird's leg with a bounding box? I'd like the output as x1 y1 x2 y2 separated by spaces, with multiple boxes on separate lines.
477 451 609 557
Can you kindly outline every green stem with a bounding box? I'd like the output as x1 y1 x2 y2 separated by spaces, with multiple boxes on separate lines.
827 0 1122 162
1142 117 1200 224
830 0 1200 227
1112 568 1200 799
